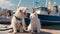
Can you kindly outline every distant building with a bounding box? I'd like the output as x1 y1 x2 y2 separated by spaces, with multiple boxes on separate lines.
2 8 8 16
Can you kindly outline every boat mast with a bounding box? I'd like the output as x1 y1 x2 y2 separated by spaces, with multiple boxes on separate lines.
45 0 52 14
45 0 48 7
17 0 22 9
13 0 21 12
45 0 51 7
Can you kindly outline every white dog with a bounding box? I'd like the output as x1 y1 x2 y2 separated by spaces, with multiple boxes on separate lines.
27 12 41 34
8 7 28 34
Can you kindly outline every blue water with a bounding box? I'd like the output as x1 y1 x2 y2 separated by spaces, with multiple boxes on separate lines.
42 25 60 30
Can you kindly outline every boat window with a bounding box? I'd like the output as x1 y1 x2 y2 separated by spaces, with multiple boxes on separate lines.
40 7 48 11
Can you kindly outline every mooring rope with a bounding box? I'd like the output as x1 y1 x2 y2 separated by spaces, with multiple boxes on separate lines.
0 27 12 31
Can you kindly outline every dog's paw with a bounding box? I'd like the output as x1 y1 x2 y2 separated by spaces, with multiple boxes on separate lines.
13 32 17 34
37 33 40 34
31 32 35 34
8 29 13 33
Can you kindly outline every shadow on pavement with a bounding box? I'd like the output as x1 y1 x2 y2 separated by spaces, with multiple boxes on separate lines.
40 31 52 34
16 31 52 34
0 31 52 34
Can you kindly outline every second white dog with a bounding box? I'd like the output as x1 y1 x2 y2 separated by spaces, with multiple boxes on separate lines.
27 12 41 34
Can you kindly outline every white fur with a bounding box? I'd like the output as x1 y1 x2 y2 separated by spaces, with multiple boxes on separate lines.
9 7 28 33
27 12 41 33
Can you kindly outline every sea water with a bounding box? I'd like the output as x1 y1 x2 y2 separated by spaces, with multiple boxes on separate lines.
42 24 60 30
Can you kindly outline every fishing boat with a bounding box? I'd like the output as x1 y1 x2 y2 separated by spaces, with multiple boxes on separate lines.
25 0 60 25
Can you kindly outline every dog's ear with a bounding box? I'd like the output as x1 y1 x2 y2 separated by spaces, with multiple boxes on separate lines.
34 12 37 16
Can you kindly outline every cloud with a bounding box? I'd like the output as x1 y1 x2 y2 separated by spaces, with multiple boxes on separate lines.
0 0 15 10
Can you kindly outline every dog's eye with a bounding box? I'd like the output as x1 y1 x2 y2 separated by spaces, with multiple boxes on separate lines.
24 13 26 15
19 10 22 12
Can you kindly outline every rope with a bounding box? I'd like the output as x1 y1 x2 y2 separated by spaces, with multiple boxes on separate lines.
0 27 12 31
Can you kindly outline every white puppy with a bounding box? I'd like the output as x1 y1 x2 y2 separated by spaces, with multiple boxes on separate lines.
8 7 28 34
27 12 41 34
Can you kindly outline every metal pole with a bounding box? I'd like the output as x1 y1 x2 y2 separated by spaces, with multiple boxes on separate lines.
45 0 47 7
17 0 22 9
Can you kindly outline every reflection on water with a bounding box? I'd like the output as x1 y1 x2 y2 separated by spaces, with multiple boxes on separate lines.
42 25 60 30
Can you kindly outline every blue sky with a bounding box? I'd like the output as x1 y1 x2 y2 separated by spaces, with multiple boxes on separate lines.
0 0 60 10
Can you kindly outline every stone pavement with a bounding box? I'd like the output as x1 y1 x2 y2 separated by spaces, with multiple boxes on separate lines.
0 24 60 34
0 31 51 34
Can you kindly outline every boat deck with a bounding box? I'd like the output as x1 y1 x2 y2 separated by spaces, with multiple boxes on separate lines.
0 24 60 34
